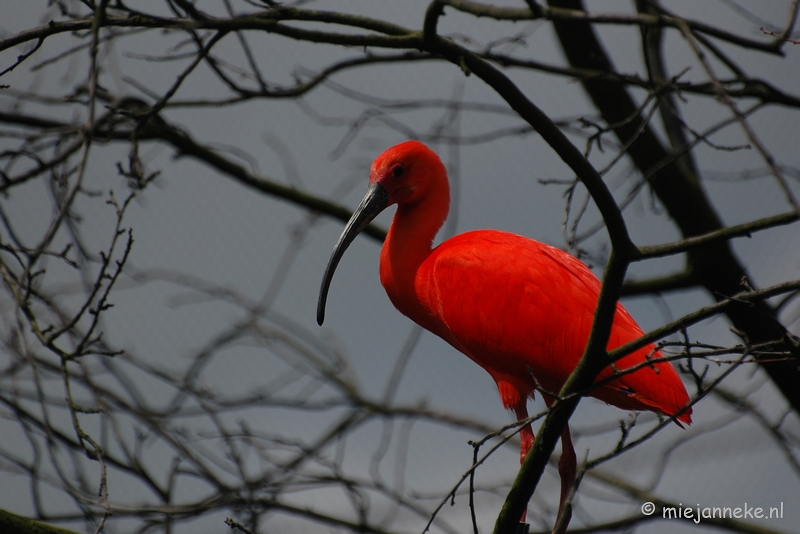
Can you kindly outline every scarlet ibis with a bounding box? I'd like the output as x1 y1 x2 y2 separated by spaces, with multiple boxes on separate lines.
317 141 692 532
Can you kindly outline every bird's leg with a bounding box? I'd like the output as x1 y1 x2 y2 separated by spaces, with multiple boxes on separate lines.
552 425 576 534
513 403 534 524
541 395 576 534
514 403 535 464
513 400 575 532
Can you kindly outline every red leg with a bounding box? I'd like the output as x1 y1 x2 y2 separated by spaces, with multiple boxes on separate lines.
553 426 576 534
514 403 534 464
513 402 534 523
514 400 576 534
542 397 576 534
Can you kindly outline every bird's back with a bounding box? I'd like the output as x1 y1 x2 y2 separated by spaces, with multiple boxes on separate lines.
413 230 691 424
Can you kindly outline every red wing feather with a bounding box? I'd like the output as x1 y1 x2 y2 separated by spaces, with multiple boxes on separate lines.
419 230 692 424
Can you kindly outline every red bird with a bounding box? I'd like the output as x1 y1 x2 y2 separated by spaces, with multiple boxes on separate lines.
317 141 692 532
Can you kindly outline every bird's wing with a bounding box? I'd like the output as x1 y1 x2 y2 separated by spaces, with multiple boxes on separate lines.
420 230 600 384
418 230 691 422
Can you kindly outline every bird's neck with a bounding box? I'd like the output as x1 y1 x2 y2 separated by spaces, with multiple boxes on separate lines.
379 184 449 317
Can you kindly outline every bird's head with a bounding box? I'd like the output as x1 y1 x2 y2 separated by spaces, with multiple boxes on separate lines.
316 141 448 325
368 140 447 207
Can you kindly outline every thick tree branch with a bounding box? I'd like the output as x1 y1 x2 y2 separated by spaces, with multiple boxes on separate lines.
638 210 800 260
547 0 800 415
0 509 80 534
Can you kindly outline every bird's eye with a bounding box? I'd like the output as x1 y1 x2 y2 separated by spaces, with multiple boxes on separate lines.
392 165 405 178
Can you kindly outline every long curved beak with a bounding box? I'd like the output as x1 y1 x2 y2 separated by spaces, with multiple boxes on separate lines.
317 182 389 325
